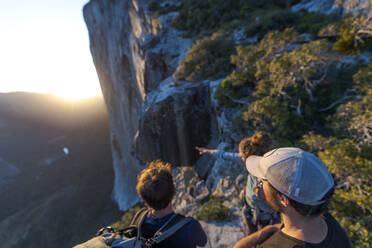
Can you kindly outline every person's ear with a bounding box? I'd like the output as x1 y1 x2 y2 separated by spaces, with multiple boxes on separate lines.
279 194 290 207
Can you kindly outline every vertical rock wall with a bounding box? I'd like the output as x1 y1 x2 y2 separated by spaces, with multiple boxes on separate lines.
83 0 210 210
135 81 212 168
83 0 150 209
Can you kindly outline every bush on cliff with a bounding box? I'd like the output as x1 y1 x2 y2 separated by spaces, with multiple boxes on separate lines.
295 65 372 247
175 32 235 82
220 28 366 142
334 14 372 55
170 0 302 37
197 196 233 222
243 9 338 40
111 204 143 229
301 133 372 248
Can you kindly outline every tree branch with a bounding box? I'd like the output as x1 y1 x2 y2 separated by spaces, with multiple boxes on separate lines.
319 89 357 112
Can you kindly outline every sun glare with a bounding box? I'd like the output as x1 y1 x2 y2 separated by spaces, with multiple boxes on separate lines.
55 90 102 101
49 82 103 101
0 1 101 101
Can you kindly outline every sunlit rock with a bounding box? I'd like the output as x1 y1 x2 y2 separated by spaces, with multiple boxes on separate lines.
83 0 191 210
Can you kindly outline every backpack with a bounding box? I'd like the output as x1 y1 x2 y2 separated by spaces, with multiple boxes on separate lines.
101 208 193 248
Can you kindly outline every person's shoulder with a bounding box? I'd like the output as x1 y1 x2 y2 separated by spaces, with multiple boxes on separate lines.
168 214 203 232
324 212 347 234
259 230 304 248
182 216 203 230
324 212 351 246
258 231 284 248
169 215 207 247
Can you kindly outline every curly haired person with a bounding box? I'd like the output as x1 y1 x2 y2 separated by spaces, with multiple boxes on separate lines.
136 160 207 248
196 132 280 235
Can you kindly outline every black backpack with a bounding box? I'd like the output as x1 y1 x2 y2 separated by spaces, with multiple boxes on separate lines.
98 208 193 248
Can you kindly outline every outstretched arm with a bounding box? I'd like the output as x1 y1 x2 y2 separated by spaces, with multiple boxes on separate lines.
195 146 215 155
233 224 281 248
195 146 243 164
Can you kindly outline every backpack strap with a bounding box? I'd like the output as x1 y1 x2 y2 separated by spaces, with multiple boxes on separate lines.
139 214 193 246
130 208 148 226
113 208 148 237
153 215 193 243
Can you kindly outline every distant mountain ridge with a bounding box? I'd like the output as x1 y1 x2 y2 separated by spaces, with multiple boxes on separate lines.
0 92 107 131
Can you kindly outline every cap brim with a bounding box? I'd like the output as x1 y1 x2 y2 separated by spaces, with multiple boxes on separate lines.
245 155 265 178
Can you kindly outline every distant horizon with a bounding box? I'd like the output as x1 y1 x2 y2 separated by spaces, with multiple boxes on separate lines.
0 0 102 100
0 90 104 101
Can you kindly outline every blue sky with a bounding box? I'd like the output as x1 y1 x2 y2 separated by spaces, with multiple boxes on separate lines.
0 0 102 100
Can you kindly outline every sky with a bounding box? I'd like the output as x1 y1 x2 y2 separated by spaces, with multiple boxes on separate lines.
0 0 102 100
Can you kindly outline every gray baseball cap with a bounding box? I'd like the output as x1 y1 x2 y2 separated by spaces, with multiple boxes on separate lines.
246 147 334 206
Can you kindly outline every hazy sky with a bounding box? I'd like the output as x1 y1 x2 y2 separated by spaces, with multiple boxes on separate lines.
0 0 102 100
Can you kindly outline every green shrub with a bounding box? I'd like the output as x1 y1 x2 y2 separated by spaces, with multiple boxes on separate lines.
170 0 301 36
353 63 372 94
242 96 302 139
318 139 372 248
334 15 372 55
244 9 298 39
330 64 372 144
334 26 359 54
175 33 235 82
214 79 240 107
111 204 143 229
333 212 371 248
196 196 233 222
295 11 340 36
215 29 300 107
243 35 343 139
244 9 339 40
214 70 254 107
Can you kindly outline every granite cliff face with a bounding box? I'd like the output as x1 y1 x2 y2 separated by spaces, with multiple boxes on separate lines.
84 0 148 210
136 80 212 168
83 0 215 210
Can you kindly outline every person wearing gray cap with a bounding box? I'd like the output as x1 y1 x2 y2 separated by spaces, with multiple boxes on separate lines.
234 147 351 248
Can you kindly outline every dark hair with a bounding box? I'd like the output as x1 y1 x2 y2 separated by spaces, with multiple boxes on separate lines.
136 160 175 210
239 132 272 160
267 183 334 217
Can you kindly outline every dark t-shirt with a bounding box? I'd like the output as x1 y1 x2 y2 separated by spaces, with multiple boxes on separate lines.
140 212 207 248
259 213 351 248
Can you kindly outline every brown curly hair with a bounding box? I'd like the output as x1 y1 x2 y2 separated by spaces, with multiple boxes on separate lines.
239 132 272 161
136 160 175 210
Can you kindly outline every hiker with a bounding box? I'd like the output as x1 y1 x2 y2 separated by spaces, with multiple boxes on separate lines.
72 160 207 248
135 160 207 247
196 132 280 235
233 147 351 248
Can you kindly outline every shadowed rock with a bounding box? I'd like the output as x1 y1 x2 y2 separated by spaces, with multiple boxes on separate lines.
136 81 212 167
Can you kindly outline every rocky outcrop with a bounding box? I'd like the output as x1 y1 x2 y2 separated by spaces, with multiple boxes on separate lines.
135 79 212 168
172 165 247 248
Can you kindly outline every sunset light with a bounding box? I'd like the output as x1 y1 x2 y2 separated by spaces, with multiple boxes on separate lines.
0 0 101 101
